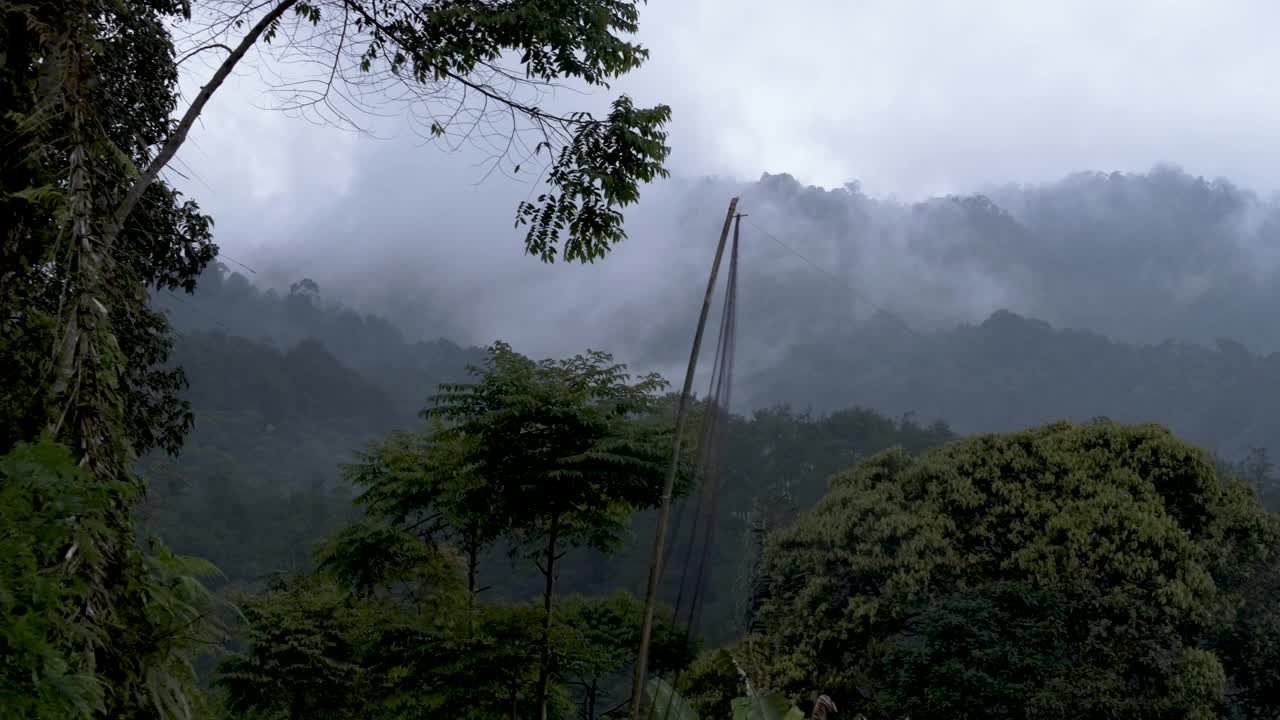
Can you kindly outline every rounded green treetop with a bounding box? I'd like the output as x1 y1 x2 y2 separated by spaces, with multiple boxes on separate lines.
756 420 1280 719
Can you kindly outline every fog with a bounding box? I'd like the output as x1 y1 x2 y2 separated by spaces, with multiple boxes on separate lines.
170 0 1280 384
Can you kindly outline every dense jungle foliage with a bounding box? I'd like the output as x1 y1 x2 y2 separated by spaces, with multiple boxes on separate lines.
8 1 1280 719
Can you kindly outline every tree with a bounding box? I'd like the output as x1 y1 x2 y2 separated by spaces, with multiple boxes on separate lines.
1204 455 1280 720
223 486 690 720
122 0 672 266
558 591 698 720
280 342 678 718
216 574 408 719
3 0 218 456
2 1 225 715
427 341 674 719
218 573 593 720
5 0 671 711
340 424 504 601
3 0 218 460
677 649 745 720
0 439 225 719
0 439 121 718
217 559 530 720
756 420 1280 719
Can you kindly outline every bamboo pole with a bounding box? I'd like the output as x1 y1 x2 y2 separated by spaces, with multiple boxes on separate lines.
628 196 740 720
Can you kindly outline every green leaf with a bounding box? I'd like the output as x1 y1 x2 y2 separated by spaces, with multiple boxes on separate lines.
8 184 64 207
729 691 803 720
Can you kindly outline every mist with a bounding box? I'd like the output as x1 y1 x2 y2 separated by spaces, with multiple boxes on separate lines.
167 0 1280 391
151 0 1280 439
185 154 1280 379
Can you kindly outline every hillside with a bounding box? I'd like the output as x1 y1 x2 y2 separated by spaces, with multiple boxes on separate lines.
140 263 1280 620
118 176 1280 718
140 272 956 643
745 308 1280 461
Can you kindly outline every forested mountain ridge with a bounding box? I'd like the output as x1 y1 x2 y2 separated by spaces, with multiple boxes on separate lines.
745 307 1280 460
141 261 1280 608
230 165 1280 386
139 269 957 622
165 258 1280 469
240 165 1280 453
725 166 1280 353
136 272 490 589
132 267 1280 718
153 266 487 421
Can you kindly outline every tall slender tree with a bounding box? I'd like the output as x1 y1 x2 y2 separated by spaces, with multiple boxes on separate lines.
427 341 674 719
1 2 226 715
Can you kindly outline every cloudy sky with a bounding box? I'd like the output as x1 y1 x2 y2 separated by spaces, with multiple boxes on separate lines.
169 0 1280 356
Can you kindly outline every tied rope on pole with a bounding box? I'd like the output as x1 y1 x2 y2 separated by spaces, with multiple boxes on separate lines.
632 210 745 720
628 197 738 719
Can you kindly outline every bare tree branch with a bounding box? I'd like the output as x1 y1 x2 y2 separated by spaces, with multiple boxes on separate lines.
175 42 234 66
109 0 299 238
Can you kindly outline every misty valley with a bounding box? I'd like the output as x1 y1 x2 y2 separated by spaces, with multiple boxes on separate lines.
8 1 1280 719
134 171 1280 718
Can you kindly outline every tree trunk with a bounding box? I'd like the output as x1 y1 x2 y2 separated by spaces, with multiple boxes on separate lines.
465 530 480 638
103 0 297 242
50 0 300 471
43 11 130 680
536 511 561 720
467 533 480 600
587 678 598 720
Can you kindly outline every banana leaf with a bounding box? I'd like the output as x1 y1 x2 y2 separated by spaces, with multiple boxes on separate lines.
730 691 804 720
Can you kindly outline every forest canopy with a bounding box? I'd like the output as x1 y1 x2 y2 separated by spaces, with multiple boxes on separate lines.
754 421 1280 719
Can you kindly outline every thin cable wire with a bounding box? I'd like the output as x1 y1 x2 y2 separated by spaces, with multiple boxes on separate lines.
155 288 236 336
648 214 899 718
648 216 742 720
685 224 738 637
742 217 915 334
666 266 732 625
217 252 257 275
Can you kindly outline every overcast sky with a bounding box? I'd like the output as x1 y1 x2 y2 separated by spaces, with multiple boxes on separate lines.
169 0 1280 358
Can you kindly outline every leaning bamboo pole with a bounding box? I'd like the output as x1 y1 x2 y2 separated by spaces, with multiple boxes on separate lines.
628 196 740 720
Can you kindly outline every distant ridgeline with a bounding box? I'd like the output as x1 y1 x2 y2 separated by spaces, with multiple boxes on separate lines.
151 265 487 423
742 308 1280 464
729 166 1280 357
140 267 487 586
721 165 1280 462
